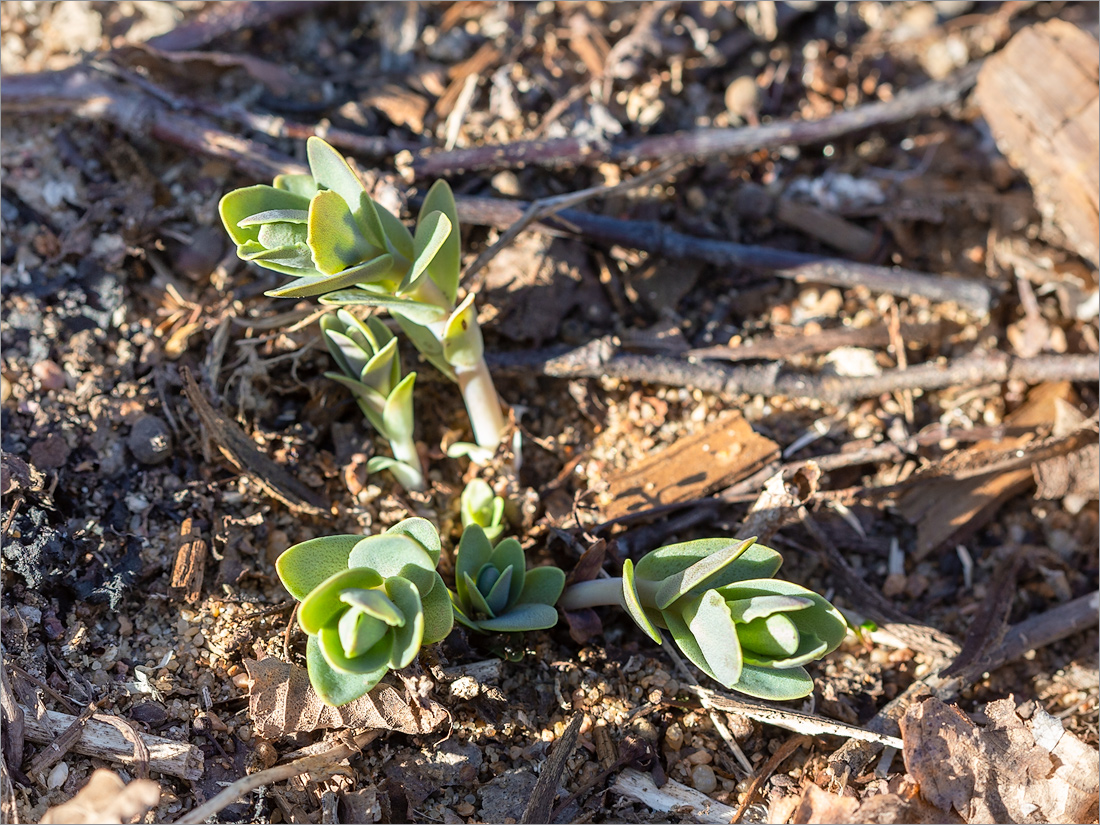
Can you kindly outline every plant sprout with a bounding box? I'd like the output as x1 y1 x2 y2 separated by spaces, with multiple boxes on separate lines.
450 525 565 634
460 478 507 543
321 309 424 491
558 537 847 700
220 138 507 453
275 518 453 706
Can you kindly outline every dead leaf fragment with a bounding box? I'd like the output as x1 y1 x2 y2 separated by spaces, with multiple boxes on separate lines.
40 768 159 824
1033 400 1100 507
791 784 859 824
901 696 1100 824
244 657 448 739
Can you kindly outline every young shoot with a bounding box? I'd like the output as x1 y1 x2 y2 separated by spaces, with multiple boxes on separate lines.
219 138 507 454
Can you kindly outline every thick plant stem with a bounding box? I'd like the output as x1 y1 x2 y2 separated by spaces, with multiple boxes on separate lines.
455 358 506 451
559 577 661 612
388 436 426 492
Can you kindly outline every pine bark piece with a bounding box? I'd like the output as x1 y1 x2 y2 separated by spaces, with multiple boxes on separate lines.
169 517 206 604
975 20 1100 267
20 707 203 781
599 410 779 521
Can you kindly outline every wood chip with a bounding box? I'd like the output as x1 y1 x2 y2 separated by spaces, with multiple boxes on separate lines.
600 410 779 520
181 367 328 516
169 517 206 604
975 20 1099 266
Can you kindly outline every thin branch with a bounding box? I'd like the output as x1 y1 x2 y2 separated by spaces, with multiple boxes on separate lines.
145 1 329 51
175 730 381 824
407 63 981 177
487 340 1099 404
458 199 996 312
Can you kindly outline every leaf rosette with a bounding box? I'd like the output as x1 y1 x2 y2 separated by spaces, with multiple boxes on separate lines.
459 479 506 544
621 537 847 700
275 518 453 706
450 525 564 634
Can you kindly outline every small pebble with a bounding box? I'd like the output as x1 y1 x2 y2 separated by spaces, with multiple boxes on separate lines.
0 375 10 403
691 764 717 794
128 415 173 465
32 360 66 391
47 761 69 789
724 75 760 121
664 723 684 751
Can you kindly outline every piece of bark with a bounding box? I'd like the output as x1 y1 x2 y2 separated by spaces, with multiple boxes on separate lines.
599 410 779 520
791 784 860 825
169 517 207 604
243 657 448 739
181 367 328 516
739 462 820 543
902 696 1100 824
20 707 202 781
521 712 582 824
1032 398 1100 507
0 647 23 775
40 768 160 825
975 20 1099 267
895 382 1075 558
611 768 739 824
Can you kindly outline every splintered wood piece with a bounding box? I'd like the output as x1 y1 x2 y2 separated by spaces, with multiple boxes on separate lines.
181 367 328 516
896 382 1076 558
21 707 203 781
600 410 779 520
169 517 206 604
976 20 1099 266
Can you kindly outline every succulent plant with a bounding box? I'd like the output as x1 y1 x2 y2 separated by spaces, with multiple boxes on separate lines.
558 537 847 700
459 478 507 543
219 138 506 453
450 525 565 634
321 310 424 490
275 518 453 706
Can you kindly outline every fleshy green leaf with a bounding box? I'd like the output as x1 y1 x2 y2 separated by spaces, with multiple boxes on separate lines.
726 594 813 624
736 613 800 659
394 315 456 381
402 210 452 294
462 571 495 619
488 538 526 608
348 534 437 597
338 609 390 658
718 579 847 654
298 567 385 636
421 574 455 644
483 565 514 616
306 636 385 707
418 180 461 305
358 336 399 394
386 517 442 566
274 174 319 198
340 588 405 626
375 201 415 262
441 292 483 370
239 208 309 227
636 537 783 592
307 137 366 213
662 604 719 683
516 565 565 607
622 559 662 644
654 537 758 610
319 624 393 674
455 525 494 608
476 564 501 595
728 664 814 701
220 185 311 245
742 629 829 670
477 603 559 632
461 478 496 527
276 535 362 601
381 372 416 444
307 189 376 276
238 242 317 276
683 590 744 687
319 289 450 324
384 577 425 669
365 456 424 491
266 254 397 299
450 593 480 632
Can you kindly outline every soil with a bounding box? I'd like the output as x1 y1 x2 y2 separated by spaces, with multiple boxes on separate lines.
1 3 1097 824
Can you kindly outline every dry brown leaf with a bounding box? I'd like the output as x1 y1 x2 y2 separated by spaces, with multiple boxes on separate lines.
901 696 1100 824
1033 400 1100 507
40 768 159 824
244 657 448 739
791 784 859 824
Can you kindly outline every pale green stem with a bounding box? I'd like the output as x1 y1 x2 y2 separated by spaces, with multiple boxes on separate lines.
454 358 506 450
558 577 660 612
387 434 426 492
